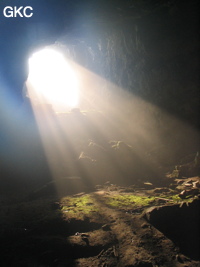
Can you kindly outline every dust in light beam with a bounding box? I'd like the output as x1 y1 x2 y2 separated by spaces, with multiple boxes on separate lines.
24 47 200 197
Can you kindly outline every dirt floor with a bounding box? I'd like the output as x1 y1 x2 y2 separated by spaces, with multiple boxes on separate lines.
0 174 200 267
1 110 200 266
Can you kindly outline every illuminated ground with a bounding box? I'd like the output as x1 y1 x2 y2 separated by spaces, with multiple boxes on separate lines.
0 109 200 267
0 174 199 266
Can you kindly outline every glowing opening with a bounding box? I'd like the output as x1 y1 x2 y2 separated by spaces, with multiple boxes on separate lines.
27 48 79 109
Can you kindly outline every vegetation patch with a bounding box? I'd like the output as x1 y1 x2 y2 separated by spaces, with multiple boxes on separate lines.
104 194 155 209
61 195 99 220
164 194 195 204
60 191 196 221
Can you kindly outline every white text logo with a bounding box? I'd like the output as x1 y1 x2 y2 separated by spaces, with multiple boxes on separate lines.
3 6 33 18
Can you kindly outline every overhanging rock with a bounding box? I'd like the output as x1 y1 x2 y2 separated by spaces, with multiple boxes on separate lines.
144 199 200 260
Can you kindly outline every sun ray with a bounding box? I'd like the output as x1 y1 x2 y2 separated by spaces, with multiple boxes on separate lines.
25 46 200 196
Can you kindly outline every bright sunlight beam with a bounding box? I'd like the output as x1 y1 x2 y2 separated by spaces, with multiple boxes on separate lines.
27 48 79 110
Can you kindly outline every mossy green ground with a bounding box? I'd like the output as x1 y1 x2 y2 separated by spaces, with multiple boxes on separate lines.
61 195 99 219
60 191 189 220
163 193 194 203
104 194 155 208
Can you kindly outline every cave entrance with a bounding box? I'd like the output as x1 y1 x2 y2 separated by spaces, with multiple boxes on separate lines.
145 199 200 260
26 46 79 112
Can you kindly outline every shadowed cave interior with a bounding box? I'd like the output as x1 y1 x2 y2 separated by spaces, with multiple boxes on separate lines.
0 0 200 266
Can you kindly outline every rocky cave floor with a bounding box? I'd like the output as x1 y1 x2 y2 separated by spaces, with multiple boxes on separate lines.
0 171 200 267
